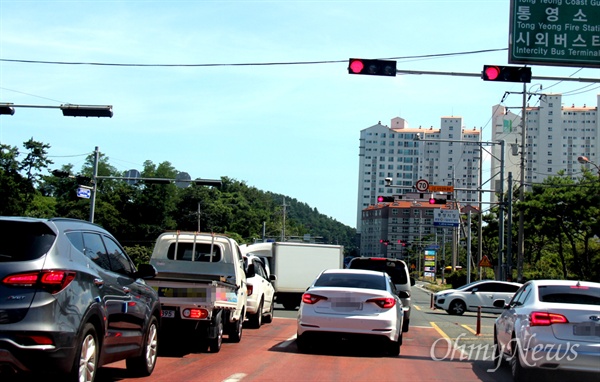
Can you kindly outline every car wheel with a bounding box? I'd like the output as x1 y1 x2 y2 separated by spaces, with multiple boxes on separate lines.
296 333 311 353
388 337 401 356
492 328 505 368
402 318 410 333
510 340 532 382
68 323 98 382
228 308 244 343
263 298 274 324
448 300 466 315
249 299 263 329
126 316 159 376
208 315 223 353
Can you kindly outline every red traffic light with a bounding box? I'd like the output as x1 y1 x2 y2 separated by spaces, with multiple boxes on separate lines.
349 60 365 74
348 58 396 77
483 66 501 81
429 198 447 205
377 195 394 203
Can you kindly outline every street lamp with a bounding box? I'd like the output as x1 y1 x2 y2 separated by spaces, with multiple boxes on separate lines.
577 155 600 177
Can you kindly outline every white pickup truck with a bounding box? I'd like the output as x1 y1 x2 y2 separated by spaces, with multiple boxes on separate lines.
147 231 247 353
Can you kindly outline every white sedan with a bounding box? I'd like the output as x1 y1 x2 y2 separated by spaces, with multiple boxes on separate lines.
493 279 600 381
434 280 521 315
244 255 276 328
296 268 404 356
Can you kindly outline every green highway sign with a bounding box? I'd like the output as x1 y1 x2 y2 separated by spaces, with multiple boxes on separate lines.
509 0 600 68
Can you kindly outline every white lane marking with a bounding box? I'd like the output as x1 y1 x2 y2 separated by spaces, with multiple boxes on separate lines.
222 373 247 382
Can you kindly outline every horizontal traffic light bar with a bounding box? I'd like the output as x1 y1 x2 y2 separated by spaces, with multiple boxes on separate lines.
348 58 397 77
61 105 113 118
481 65 532 83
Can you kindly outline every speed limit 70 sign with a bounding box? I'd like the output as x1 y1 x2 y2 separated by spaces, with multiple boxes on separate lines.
415 179 429 192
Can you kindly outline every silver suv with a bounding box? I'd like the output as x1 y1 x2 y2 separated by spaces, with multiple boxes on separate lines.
347 257 415 332
0 217 161 382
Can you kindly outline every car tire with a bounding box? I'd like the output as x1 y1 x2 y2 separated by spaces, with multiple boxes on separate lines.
402 318 410 333
208 315 223 353
249 299 263 329
68 323 98 382
388 337 401 356
126 316 159 376
510 341 532 382
492 328 505 368
263 299 274 324
228 308 244 343
296 333 311 353
447 300 466 315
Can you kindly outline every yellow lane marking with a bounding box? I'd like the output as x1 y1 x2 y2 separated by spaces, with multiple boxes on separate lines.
430 322 450 339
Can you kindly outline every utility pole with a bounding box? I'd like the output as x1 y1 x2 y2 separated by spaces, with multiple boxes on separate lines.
89 146 99 223
517 83 527 282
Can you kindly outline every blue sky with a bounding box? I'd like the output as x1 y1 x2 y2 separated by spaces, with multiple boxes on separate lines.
1 0 599 228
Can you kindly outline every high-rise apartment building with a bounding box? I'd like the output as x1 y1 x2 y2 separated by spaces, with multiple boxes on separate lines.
356 117 481 234
491 94 600 200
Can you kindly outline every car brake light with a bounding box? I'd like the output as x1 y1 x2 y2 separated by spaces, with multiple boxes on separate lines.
182 308 209 319
247 284 254 296
530 311 569 326
367 297 396 309
3 270 76 294
302 293 328 305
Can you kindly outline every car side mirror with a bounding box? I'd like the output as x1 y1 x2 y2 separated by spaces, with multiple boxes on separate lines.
471 288 479 294
269 274 277 282
410 277 416 286
493 299 507 308
397 291 410 299
246 264 256 278
135 263 157 279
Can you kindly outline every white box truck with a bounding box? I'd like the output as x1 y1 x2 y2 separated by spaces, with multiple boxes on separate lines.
241 242 343 310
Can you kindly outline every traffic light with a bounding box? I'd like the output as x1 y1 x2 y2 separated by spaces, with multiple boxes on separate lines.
429 197 447 205
348 58 397 77
482 65 531 83
377 195 395 203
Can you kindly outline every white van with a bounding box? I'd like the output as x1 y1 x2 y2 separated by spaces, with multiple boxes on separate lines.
347 257 415 332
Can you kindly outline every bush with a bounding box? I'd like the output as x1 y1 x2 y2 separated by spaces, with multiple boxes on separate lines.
125 245 153 267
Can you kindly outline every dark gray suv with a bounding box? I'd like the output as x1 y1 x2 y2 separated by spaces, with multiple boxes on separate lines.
0 217 161 382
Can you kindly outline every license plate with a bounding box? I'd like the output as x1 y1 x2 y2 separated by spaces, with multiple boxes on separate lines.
332 302 362 310
573 322 600 336
161 310 175 318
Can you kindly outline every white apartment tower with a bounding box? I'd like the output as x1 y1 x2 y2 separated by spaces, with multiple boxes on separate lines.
491 94 600 199
356 117 481 233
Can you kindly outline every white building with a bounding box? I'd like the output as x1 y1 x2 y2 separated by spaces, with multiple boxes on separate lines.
491 94 600 200
356 117 481 234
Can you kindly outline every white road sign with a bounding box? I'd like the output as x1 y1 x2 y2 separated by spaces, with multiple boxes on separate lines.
77 187 91 199
433 209 460 227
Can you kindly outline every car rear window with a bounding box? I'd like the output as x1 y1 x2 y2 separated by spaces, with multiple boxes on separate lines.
348 258 408 285
0 221 56 262
167 242 222 262
538 285 600 305
314 272 386 290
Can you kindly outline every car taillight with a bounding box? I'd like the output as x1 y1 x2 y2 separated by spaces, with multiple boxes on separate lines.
182 308 209 319
302 293 327 305
3 270 76 294
247 284 254 296
367 297 396 309
530 311 569 326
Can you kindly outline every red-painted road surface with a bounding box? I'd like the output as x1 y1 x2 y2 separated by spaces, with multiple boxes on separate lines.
97 317 514 382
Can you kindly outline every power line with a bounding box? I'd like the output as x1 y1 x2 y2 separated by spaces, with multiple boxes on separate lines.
0 48 507 68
